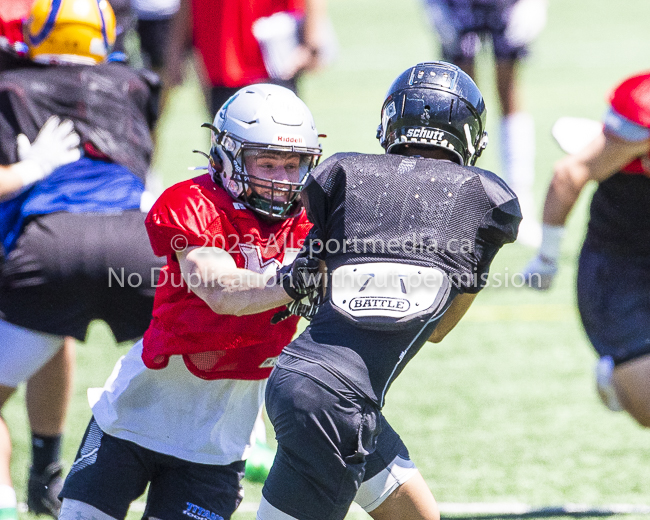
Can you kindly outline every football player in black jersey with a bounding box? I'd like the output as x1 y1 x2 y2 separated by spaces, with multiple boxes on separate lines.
523 72 650 428
258 61 521 520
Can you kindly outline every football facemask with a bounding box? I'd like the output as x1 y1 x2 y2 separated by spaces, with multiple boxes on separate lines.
236 148 317 219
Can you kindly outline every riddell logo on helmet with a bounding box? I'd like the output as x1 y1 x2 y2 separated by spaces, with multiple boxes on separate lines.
273 134 305 145
406 128 445 140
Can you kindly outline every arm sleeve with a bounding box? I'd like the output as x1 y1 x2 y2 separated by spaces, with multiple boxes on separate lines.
466 204 519 293
296 226 326 260
302 153 351 243
303 152 357 244
465 170 522 293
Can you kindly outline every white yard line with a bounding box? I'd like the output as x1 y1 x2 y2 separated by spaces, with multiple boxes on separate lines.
437 502 650 515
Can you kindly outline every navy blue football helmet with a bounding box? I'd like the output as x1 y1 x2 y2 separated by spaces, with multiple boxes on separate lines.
377 61 488 166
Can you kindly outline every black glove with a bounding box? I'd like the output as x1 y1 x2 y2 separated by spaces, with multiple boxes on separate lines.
270 290 323 324
272 256 323 325
276 256 322 300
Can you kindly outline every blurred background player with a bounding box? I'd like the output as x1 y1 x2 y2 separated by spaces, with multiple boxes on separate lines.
131 0 180 75
0 0 30 72
0 0 163 517
257 61 521 520
164 0 330 115
0 115 81 520
0 5 77 520
58 84 322 520
523 71 650 428
422 0 546 246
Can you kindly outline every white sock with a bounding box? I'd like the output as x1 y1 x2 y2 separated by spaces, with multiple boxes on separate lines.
0 485 16 509
500 112 536 219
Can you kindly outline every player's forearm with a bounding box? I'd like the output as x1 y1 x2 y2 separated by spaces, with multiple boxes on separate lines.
428 293 477 343
542 132 603 227
195 270 293 316
302 0 327 51
178 246 294 316
0 166 25 199
541 157 589 227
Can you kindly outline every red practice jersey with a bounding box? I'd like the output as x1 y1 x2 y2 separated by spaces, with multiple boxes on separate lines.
191 0 304 87
0 0 30 46
143 174 312 380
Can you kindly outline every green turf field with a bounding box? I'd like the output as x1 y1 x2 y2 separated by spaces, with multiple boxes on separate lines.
5 0 650 518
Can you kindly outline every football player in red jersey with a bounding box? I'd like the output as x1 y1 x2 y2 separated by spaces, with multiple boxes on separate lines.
523 71 650 427
56 84 319 520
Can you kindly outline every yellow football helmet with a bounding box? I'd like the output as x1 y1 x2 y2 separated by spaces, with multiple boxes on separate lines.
25 0 116 65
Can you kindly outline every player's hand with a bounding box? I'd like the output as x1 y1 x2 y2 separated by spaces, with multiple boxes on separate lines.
271 291 323 324
17 116 81 183
276 256 322 300
521 254 557 291
272 256 323 324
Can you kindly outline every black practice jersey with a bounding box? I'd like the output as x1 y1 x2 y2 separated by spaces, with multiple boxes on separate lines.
284 152 520 406
0 62 159 180
586 173 650 257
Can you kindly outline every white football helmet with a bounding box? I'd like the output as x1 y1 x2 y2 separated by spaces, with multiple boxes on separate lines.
207 84 322 219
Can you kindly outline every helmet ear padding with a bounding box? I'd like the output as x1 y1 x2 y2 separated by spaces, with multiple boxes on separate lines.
209 139 243 195
208 153 223 177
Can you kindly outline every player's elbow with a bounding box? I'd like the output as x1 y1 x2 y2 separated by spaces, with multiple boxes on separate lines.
186 283 241 316
427 329 447 344
208 302 245 317
205 295 246 316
